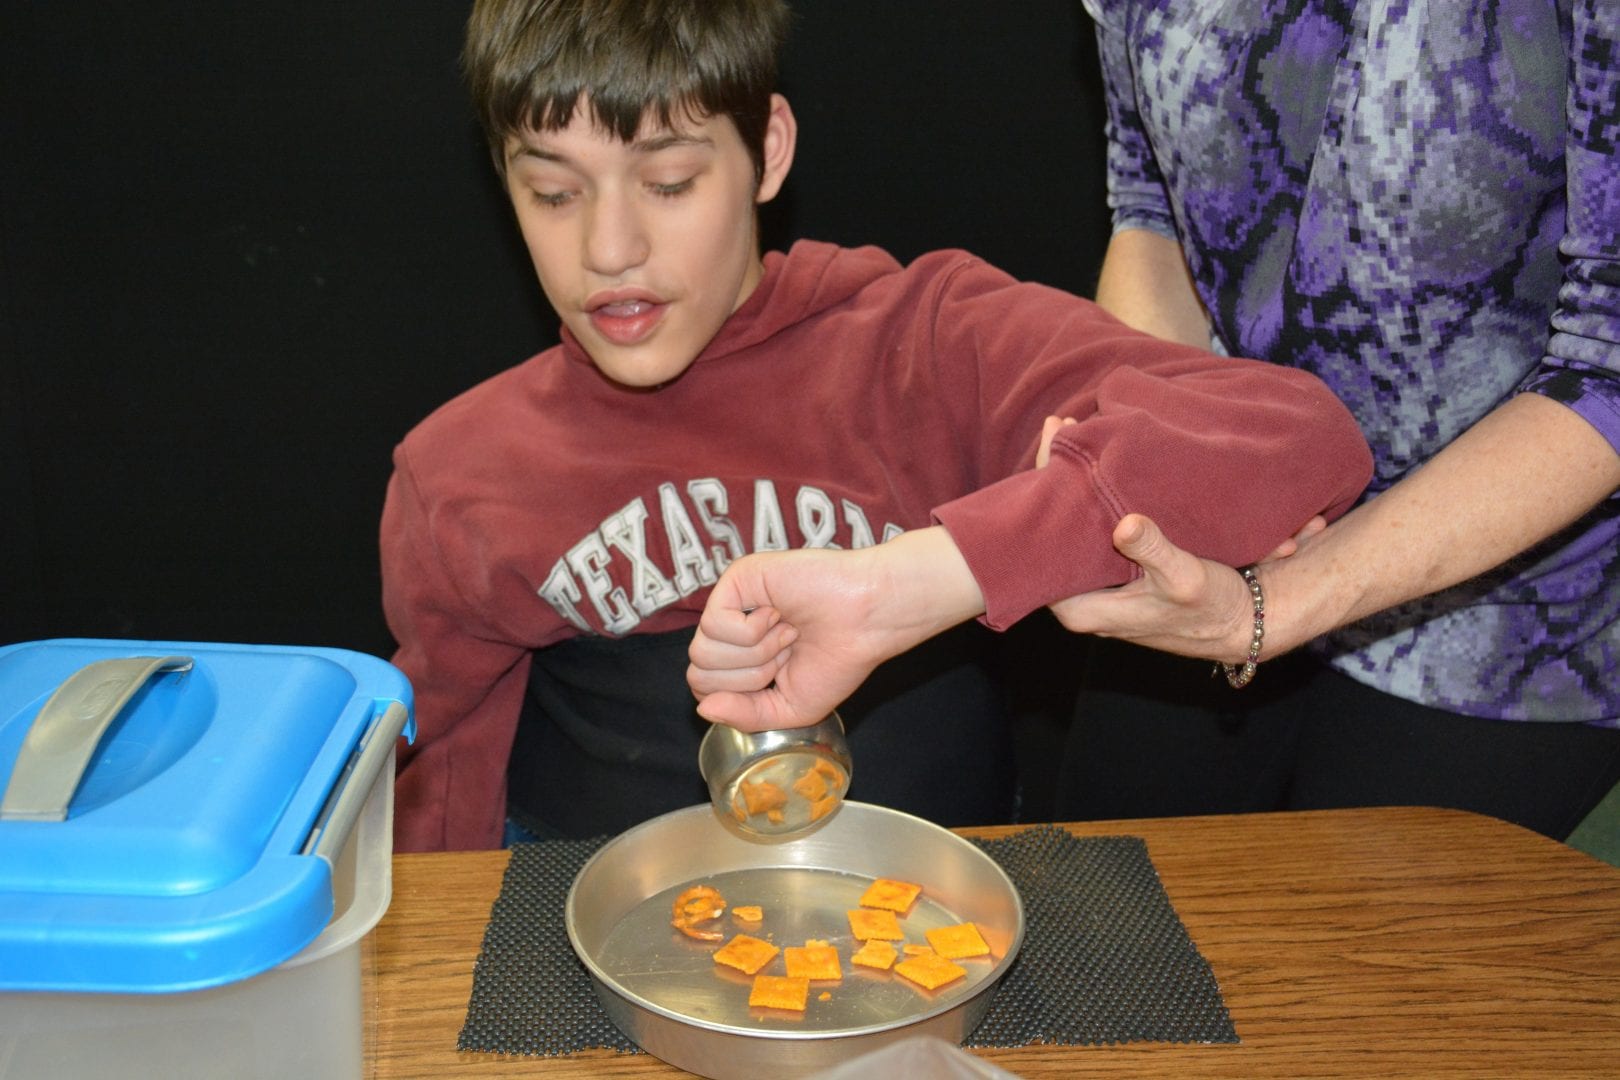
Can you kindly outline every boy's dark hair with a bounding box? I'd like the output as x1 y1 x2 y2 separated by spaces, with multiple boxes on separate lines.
464 0 791 181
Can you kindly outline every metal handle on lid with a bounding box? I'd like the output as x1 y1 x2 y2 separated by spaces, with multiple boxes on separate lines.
0 655 194 822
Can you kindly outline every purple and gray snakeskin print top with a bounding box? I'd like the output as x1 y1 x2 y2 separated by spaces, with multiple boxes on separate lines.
1086 0 1619 723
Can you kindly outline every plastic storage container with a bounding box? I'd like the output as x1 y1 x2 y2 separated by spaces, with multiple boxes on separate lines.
0 639 414 1080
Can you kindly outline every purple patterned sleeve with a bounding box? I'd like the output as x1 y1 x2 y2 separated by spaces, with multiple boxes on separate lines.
1078 0 1620 724
1084 0 1177 239
1528 0 1620 452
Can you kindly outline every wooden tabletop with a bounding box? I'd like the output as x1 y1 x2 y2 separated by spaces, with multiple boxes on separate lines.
366 806 1620 1078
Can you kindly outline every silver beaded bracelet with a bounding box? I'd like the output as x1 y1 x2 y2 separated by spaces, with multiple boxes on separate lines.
1217 565 1264 689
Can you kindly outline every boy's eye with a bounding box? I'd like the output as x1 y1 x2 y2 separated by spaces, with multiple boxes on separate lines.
533 189 575 208
649 178 695 198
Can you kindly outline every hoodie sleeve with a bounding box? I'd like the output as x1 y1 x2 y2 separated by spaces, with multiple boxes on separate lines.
924 255 1373 630
381 445 532 851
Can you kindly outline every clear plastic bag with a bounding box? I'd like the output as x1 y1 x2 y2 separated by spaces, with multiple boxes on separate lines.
807 1035 1023 1079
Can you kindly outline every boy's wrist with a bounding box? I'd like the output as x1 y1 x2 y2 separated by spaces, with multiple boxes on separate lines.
865 527 986 649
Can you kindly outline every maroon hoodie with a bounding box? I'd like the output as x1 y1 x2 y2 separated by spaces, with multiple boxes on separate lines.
381 239 1371 850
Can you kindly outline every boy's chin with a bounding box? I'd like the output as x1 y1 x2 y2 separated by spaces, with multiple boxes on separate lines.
588 351 698 391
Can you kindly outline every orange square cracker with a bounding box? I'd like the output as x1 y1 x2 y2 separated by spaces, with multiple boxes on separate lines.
847 907 904 941
792 767 829 802
712 934 780 976
740 778 787 816
859 878 922 913
851 939 899 970
749 974 810 1011
811 757 846 789
925 922 991 960
894 952 968 991
784 943 843 980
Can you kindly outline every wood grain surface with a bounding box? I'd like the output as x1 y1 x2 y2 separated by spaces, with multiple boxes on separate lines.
366 807 1620 1078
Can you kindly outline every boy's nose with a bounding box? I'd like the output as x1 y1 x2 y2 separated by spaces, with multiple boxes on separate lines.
582 196 650 277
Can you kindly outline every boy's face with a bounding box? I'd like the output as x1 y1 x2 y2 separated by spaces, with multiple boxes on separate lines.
504 95 795 389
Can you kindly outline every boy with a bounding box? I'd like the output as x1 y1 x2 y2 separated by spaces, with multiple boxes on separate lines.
382 0 1372 851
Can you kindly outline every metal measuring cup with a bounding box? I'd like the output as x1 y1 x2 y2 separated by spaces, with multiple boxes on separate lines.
698 712 852 841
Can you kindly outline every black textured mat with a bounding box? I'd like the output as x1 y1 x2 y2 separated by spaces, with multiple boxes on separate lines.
959 828 1236 1046
457 825 1237 1056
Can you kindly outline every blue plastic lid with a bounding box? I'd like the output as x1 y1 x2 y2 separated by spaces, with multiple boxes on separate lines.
0 638 414 993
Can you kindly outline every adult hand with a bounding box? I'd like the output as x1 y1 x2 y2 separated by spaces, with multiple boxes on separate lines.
1035 415 1323 662
687 528 985 732
1046 514 1264 662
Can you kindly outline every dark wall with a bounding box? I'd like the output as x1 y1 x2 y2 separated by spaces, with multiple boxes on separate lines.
0 3 1108 657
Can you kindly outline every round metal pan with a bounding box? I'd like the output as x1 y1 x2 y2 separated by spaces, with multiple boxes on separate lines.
566 801 1024 1079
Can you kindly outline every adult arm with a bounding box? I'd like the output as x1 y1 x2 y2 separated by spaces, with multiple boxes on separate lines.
1093 228 1212 349
1052 0 1620 662
1051 394 1620 662
1082 0 1210 352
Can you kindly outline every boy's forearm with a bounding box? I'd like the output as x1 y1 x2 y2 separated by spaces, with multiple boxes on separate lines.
935 355 1371 630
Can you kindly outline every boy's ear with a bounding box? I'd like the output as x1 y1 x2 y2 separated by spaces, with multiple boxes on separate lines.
755 93 796 205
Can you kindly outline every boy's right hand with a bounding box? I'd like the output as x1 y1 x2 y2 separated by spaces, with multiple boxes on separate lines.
686 547 875 732
687 528 985 732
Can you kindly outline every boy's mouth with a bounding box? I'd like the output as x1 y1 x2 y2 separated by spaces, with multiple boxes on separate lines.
587 295 666 346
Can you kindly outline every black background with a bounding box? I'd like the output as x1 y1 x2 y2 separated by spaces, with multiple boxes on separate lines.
1 3 1109 809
